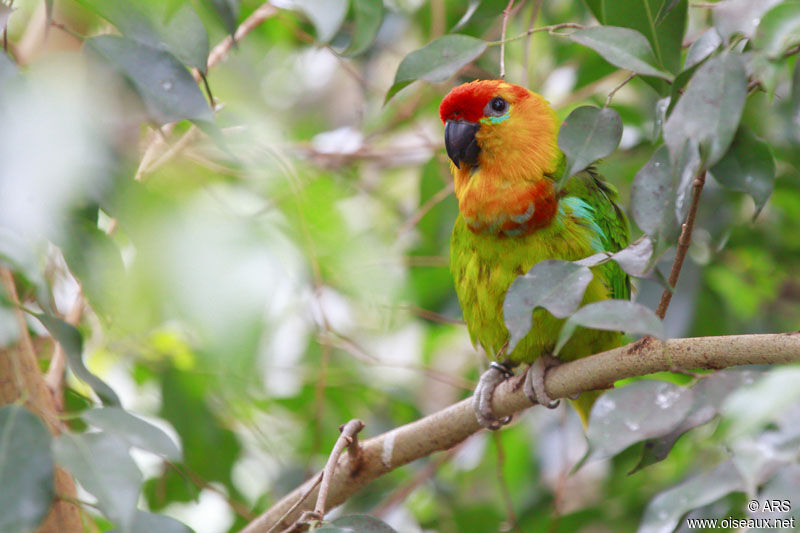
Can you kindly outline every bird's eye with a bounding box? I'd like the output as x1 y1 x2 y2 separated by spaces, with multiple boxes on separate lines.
485 96 508 117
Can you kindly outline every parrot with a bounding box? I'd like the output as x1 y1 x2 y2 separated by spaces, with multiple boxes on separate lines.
439 79 630 429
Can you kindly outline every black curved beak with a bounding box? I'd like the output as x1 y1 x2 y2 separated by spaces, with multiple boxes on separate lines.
444 120 481 169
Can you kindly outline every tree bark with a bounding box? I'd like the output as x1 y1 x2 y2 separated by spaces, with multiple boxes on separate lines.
0 269 83 533
242 332 800 533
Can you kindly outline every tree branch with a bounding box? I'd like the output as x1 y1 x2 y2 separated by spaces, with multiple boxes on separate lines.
656 170 706 319
314 420 364 517
0 267 84 532
133 3 279 184
488 22 585 46
241 332 800 533
196 3 279 81
499 0 516 79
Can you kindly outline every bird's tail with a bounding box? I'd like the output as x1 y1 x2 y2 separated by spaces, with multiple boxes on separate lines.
569 389 602 428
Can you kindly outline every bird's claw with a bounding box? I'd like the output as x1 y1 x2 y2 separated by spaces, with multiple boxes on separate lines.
473 362 514 430
524 355 561 409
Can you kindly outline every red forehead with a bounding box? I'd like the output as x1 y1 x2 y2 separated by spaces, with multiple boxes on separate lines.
439 80 529 123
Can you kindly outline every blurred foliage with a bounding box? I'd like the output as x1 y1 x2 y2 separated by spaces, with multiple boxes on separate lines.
0 0 799 532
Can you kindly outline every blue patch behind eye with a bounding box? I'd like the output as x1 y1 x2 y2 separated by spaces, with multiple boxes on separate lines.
561 196 606 252
481 112 510 124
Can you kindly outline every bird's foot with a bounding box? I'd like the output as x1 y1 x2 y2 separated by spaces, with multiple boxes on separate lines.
473 361 514 430
524 355 561 409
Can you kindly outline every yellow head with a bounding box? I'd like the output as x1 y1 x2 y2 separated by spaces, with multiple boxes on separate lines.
439 80 561 233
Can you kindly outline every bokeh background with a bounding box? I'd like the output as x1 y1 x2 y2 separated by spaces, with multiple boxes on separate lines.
1 0 799 532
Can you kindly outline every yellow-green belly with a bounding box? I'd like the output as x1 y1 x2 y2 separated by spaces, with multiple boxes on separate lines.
450 214 620 364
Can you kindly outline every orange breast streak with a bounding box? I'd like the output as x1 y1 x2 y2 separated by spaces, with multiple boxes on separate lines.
444 80 563 236
458 176 557 236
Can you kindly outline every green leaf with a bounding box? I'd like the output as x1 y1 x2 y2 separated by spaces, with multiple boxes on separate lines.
555 300 664 354
746 50 782 96
639 460 744 533
576 236 655 278
673 139 701 223
131 510 193 533
503 260 594 352
75 0 209 71
0 406 54 533
54 432 143 532
319 515 398 532
663 52 747 167
452 0 482 32
570 26 673 80
630 369 762 474
754 466 800 520
85 35 213 126
753 1 800 59
712 0 782 42
582 380 693 463
583 0 687 74
155 4 210 72
343 0 383 56
32 312 121 406
295 0 349 43
684 27 722 70
607 237 654 277
557 106 622 183
160 369 241 484
721 367 800 440
83 407 182 462
709 125 776 216
204 0 238 37
386 35 487 102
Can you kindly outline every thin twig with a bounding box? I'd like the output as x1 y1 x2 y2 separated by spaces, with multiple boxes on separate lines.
164 461 256 520
493 432 518 529
266 473 323 533
199 72 215 107
138 3 279 177
2 0 12 53
373 443 462 517
141 126 200 179
604 72 636 107
49 19 84 40
275 13 375 93
318 327 473 390
194 3 278 82
656 170 706 319
315 420 365 517
783 43 800 59
489 22 585 46
44 292 84 410
552 69 630 109
499 0 516 79
430 0 446 40
522 0 543 85
398 182 454 235
402 304 465 326
0 267 29 395
309 342 331 468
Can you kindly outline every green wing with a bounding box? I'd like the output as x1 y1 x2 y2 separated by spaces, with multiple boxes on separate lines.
564 169 631 301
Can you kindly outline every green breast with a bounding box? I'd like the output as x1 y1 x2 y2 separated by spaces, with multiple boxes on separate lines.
450 199 623 364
